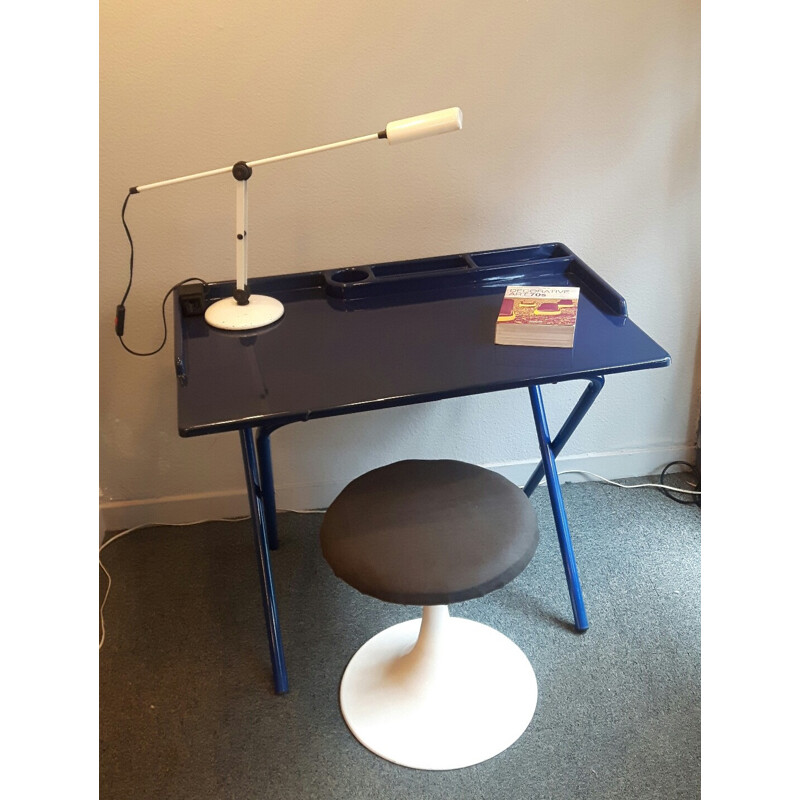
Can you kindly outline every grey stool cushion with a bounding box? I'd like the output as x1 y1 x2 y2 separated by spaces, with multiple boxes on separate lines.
320 459 539 606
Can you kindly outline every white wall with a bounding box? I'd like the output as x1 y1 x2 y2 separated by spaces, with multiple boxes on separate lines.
99 0 700 529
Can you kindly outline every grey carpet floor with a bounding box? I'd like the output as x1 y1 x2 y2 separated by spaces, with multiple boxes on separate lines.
99 477 700 799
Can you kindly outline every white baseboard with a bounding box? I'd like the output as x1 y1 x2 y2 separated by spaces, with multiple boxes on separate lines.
99 445 694 539
100 490 251 537
488 444 695 490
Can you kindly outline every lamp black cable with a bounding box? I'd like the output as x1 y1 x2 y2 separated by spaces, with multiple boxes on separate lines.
119 190 135 307
116 190 207 357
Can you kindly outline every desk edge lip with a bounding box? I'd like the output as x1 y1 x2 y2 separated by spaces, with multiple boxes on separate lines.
176 355 671 438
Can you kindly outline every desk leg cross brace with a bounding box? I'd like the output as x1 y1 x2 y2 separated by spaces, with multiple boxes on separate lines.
240 428 289 693
524 376 605 632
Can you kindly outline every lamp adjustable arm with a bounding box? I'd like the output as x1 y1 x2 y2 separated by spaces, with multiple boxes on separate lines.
129 132 383 195
128 107 463 195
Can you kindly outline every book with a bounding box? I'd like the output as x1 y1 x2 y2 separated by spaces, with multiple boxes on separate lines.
494 285 580 348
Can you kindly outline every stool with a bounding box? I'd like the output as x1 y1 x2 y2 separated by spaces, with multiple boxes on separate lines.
320 459 540 770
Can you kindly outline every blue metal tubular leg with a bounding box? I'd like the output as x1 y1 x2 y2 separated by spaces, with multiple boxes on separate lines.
256 427 280 551
239 428 289 693
528 384 591 632
524 375 605 496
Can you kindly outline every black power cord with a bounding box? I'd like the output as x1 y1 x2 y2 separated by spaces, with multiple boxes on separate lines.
658 460 701 507
115 190 207 356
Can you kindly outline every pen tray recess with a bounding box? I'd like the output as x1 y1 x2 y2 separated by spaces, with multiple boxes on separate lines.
205 242 628 317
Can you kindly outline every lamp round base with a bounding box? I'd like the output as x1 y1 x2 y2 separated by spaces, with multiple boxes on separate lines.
204 295 285 331
339 614 537 771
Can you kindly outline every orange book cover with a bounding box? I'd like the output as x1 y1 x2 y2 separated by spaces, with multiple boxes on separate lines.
495 286 580 347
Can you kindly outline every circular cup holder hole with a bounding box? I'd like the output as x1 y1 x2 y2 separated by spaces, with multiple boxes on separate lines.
330 268 370 284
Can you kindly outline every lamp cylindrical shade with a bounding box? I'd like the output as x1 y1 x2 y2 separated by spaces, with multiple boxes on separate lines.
385 107 463 145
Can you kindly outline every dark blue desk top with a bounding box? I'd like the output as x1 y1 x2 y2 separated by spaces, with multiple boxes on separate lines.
173 243 670 437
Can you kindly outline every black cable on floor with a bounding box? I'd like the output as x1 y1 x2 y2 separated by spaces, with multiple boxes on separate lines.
659 460 700 507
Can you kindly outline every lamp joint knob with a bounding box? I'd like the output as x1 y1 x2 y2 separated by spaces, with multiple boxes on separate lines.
233 287 251 306
232 161 253 181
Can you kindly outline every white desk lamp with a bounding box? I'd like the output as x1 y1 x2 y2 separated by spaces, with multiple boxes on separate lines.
129 107 463 331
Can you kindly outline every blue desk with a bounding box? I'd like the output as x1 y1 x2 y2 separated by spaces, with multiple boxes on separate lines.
173 242 670 693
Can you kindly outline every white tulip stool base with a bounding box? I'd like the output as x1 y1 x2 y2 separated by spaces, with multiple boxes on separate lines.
339 605 537 771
